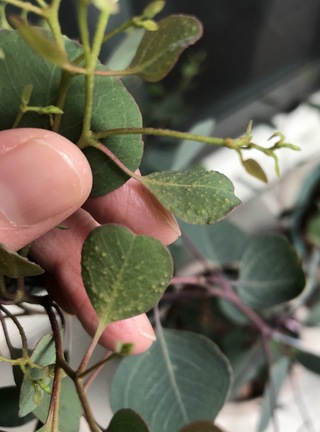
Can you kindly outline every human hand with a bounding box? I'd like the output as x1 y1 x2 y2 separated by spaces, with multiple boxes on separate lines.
0 128 180 354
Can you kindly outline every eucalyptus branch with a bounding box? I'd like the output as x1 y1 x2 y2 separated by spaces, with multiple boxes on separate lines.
94 126 300 160
52 71 74 132
169 276 272 337
0 3 11 29
41 297 72 376
77 323 105 375
41 292 101 431
94 126 227 146
77 0 91 61
82 9 111 137
82 350 113 386
45 366 63 432
92 142 139 179
42 298 100 431
78 4 112 145
74 378 101 432
0 304 29 356
102 18 134 44
0 307 16 358
45 0 64 51
34 0 47 8
1 0 46 16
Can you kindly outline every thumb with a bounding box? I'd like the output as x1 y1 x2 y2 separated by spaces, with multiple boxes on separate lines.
0 128 92 251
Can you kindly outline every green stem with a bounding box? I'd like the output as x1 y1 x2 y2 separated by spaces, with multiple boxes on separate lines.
96 142 139 179
0 355 20 364
90 10 111 62
34 0 47 8
52 71 73 133
80 351 115 381
11 109 24 129
94 127 228 147
77 322 105 374
74 378 101 432
46 366 63 432
46 0 64 50
102 18 134 44
0 3 11 29
93 67 149 78
77 0 93 144
78 0 91 62
79 6 111 145
2 0 45 15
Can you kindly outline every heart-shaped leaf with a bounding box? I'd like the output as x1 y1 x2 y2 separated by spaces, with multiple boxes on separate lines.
141 170 241 224
0 243 44 278
81 225 173 326
127 15 202 82
110 329 232 432
238 234 305 309
106 409 150 431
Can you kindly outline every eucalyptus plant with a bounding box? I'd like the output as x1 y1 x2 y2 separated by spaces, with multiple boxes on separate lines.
0 1 313 431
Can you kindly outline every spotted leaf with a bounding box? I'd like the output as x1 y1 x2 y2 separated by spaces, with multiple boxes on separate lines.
141 170 241 224
81 225 173 327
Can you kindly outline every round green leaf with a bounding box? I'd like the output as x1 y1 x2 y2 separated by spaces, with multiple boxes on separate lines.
238 234 305 309
106 409 150 431
81 225 173 326
110 329 232 432
179 219 248 263
142 170 241 224
0 30 143 195
128 15 203 82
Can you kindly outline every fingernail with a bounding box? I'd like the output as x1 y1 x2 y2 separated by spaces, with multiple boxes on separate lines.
0 138 89 226
133 316 156 342
165 213 181 237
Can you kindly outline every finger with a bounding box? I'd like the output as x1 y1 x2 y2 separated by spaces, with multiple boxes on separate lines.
31 209 156 354
84 176 180 245
0 128 92 251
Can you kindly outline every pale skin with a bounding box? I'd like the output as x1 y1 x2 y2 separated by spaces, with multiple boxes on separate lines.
0 128 180 354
